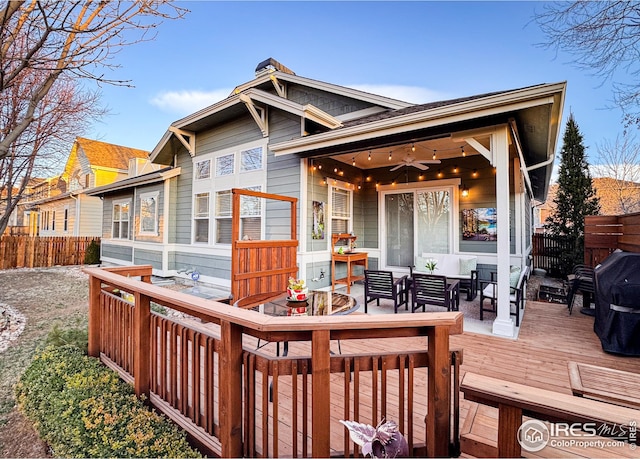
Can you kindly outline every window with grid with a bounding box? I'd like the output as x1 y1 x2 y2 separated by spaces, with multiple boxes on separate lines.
194 192 209 243
215 187 262 244
216 153 234 176
331 187 351 234
240 146 263 172
195 159 211 180
52 210 56 231
112 201 130 239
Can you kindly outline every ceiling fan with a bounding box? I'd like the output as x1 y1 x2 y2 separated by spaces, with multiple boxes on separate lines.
390 155 441 171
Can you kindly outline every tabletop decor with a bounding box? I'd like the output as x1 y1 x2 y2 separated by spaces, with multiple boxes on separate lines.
425 257 438 274
287 277 308 301
340 418 408 458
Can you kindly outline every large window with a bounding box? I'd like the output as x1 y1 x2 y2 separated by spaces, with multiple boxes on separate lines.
194 193 209 243
192 141 266 245
139 192 159 236
331 187 352 234
112 200 130 239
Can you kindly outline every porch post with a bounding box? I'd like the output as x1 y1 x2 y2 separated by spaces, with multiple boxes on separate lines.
492 126 516 337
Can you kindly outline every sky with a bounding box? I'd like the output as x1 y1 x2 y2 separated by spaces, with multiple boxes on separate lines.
84 1 631 175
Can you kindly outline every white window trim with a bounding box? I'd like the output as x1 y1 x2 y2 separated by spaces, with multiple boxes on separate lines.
329 183 353 238
112 199 131 240
194 159 211 180
192 192 210 244
239 146 265 174
139 191 159 236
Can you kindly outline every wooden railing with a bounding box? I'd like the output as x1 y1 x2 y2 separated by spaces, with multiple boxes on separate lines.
584 213 640 266
0 236 99 269
85 265 464 458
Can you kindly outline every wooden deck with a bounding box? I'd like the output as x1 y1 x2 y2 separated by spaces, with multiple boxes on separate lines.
239 296 640 457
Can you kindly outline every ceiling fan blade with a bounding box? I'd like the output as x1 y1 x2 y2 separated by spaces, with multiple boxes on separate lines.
420 159 441 164
390 164 404 171
413 163 429 171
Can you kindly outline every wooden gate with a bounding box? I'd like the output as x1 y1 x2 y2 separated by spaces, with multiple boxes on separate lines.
230 189 298 302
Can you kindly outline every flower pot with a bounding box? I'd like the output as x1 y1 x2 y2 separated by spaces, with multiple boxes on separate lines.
287 287 308 301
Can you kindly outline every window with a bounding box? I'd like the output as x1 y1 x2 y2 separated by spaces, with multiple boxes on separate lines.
194 193 209 243
195 159 210 180
51 211 56 231
139 192 159 235
331 187 352 234
63 207 69 232
240 146 263 172
216 154 234 176
215 187 262 243
112 201 130 239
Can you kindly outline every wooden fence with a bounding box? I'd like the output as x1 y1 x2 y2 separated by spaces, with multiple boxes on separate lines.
531 233 572 277
584 213 640 266
0 236 99 269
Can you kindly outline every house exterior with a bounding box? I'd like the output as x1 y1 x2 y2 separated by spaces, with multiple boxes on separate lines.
90 58 565 337
26 137 151 236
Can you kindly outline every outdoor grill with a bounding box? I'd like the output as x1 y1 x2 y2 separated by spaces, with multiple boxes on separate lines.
594 250 640 356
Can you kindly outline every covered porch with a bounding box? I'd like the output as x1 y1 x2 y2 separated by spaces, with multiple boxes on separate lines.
272 83 566 338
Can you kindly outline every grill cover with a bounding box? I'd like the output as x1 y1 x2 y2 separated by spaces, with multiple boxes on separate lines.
594 250 640 356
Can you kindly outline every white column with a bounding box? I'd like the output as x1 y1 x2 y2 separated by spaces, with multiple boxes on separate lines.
492 126 515 337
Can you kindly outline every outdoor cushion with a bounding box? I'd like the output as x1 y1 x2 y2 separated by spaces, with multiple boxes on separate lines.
510 266 521 291
459 257 477 276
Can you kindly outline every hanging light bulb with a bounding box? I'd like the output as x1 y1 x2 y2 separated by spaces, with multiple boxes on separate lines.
388 151 392 160
418 173 424 180
461 185 469 197
437 170 443 178
453 165 459 173
368 151 372 161
317 163 322 170
339 169 344 176
433 150 437 160
352 157 356 166
461 146 466 157
411 143 415 152
334 167 339 173
472 169 478 178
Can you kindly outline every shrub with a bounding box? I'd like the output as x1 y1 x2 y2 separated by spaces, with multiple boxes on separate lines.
83 239 100 265
45 322 88 354
15 346 202 458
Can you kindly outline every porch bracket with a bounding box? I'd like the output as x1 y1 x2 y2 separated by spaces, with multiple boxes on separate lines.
464 136 492 164
269 74 286 98
239 93 268 137
168 127 196 157
508 119 534 198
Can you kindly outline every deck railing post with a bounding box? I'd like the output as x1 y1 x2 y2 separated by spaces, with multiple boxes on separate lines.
220 320 243 457
311 329 331 457
426 325 451 457
88 275 101 357
133 292 151 398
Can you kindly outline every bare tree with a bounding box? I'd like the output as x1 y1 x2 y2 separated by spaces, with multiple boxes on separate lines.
535 1 640 126
592 133 640 215
0 1 187 162
0 1 186 233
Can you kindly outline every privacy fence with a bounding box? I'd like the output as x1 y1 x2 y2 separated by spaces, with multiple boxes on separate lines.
0 236 99 269
531 233 572 277
584 213 640 266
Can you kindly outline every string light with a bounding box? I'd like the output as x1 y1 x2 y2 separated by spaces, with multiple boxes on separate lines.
461 146 466 157
453 165 459 173
368 151 371 161
388 151 392 160
472 169 478 178
433 150 437 160
352 157 356 166
411 143 415 152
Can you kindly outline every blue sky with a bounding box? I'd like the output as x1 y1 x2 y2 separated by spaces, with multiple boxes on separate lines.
86 1 629 171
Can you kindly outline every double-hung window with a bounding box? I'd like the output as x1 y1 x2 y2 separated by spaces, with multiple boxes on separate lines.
331 187 352 234
112 200 130 239
63 207 68 232
194 192 210 243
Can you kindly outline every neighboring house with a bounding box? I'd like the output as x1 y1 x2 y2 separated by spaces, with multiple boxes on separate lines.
28 137 151 236
89 58 565 337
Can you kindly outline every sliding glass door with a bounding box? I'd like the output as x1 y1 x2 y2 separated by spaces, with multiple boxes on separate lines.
384 186 452 268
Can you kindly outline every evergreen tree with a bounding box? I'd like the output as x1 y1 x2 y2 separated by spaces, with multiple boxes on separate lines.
546 114 600 275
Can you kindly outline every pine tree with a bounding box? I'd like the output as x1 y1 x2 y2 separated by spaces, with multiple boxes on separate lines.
546 114 600 275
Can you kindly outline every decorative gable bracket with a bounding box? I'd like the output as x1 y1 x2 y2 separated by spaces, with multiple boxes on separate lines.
239 94 268 137
269 74 286 98
169 127 196 157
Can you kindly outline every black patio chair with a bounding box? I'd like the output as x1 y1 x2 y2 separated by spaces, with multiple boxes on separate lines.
566 264 595 314
363 270 408 313
479 266 529 326
410 273 455 312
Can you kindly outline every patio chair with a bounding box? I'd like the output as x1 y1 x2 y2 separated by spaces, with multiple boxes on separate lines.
363 270 408 313
479 266 529 326
566 264 595 314
410 273 455 312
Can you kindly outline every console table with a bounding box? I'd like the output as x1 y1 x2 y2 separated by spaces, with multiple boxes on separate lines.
331 233 368 293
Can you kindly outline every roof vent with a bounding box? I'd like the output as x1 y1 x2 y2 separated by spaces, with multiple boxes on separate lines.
255 58 296 77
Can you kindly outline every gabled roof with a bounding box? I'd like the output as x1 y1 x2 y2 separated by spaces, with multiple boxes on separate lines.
75 137 149 170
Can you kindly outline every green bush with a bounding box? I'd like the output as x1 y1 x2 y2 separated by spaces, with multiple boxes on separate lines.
15 346 202 458
84 239 100 265
45 323 88 354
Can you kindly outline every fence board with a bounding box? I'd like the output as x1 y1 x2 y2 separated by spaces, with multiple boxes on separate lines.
0 236 99 269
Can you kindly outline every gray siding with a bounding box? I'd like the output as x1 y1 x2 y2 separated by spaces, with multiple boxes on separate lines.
168 176 178 243
172 251 231 279
288 85 372 117
102 243 132 262
173 152 193 244
134 249 162 269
